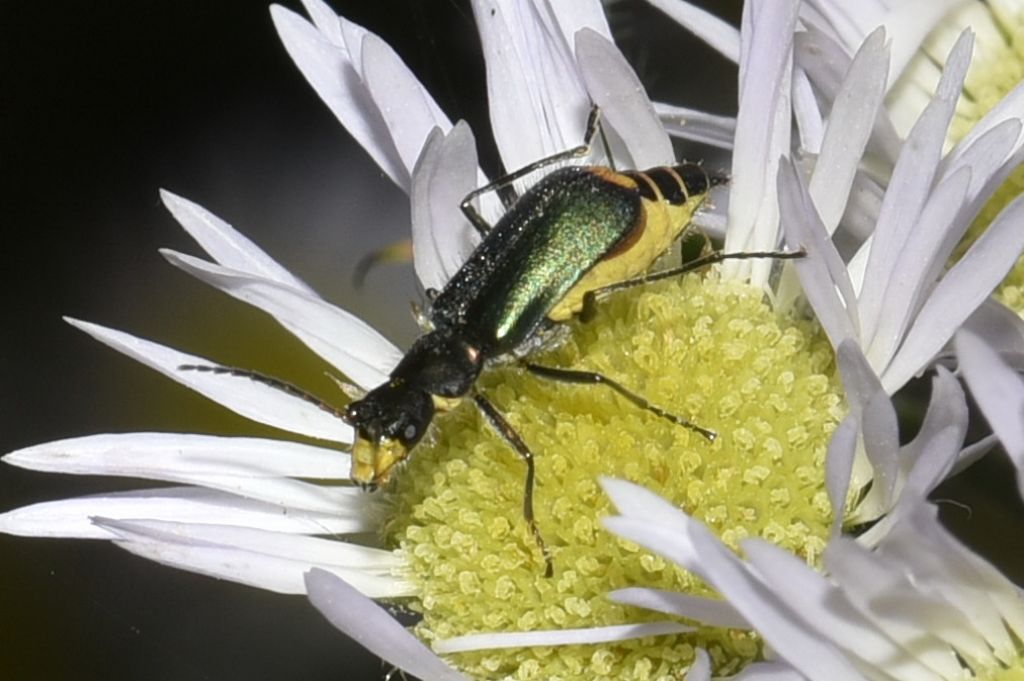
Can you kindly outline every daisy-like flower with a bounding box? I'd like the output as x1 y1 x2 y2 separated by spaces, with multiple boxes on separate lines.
0 0 854 678
782 1 1024 320
602 357 1024 681
14 0 1022 679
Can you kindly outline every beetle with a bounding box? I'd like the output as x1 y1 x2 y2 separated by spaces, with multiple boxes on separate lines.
186 108 801 574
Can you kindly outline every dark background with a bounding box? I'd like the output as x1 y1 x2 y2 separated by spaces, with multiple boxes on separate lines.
0 2 746 679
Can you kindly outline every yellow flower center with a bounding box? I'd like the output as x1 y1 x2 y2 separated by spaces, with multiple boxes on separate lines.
383 271 843 679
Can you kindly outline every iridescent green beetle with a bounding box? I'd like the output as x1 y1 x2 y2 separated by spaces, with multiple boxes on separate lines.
340 109 800 572
186 109 799 573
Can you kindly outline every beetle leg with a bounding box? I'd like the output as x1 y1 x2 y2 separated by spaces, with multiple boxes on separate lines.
585 247 807 306
472 393 553 578
523 362 718 441
459 105 603 237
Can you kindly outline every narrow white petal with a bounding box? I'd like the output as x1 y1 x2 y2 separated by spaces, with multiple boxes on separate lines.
2 433 366 514
883 193 1024 392
862 168 971 371
957 330 1024 496
472 0 591 171
575 29 673 168
733 661 807 681
861 388 899 509
808 27 889 235
159 190 314 294
858 31 972 348
792 67 824 154
825 414 859 533
270 5 407 188
66 318 352 443
601 479 865 681
610 587 749 628
824 535 987 676
941 118 1023 213
644 0 740 63
654 102 736 150
434 621 691 654
898 368 966 496
882 0 967 87
943 79 1024 180
99 519 411 598
545 0 612 46
305 569 469 681
684 648 711 681
361 33 452 176
724 0 799 284
410 124 480 292
778 159 859 348
742 539 939 679
887 507 1024 661
162 250 399 389
0 487 368 538
964 299 1024 356
794 28 902 167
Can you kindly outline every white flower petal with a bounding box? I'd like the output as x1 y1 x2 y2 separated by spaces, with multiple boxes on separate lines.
885 506 1024 662
957 329 1024 497
684 648 711 681
66 318 352 443
724 0 799 285
545 0 612 45
861 388 899 509
963 299 1024 356
823 535 987 676
410 124 481 292
794 28 903 167
883 192 1024 392
610 587 749 629
898 368 966 499
472 0 591 171
881 0 967 87
162 250 399 389
3 433 363 514
941 118 1024 216
305 569 468 680
807 27 889 235
270 4 407 187
361 33 452 176
778 159 859 348
733 662 807 681
654 102 736 150
792 67 824 154
825 414 859 533
861 167 971 371
741 539 939 679
575 28 673 168
98 519 410 598
434 622 691 654
643 0 740 63
159 190 314 294
0 487 366 538
601 478 864 681
857 31 972 346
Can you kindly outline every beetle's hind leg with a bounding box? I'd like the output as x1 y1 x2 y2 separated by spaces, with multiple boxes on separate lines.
523 362 717 441
580 247 807 321
459 105 604 237
472 393 554 578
